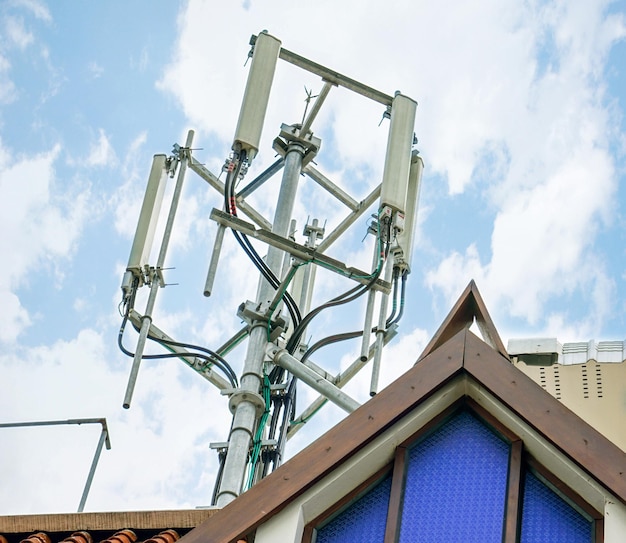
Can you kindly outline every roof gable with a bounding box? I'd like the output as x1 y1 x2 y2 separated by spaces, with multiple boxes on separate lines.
181 283 626 543
419 280 508 360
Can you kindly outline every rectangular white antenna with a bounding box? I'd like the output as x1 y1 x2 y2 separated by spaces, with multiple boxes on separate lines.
380 93 417 216
396 151 424 271
126 154 168 281
233 32 282 162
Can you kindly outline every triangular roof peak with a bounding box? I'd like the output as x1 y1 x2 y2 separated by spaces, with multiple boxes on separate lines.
418 280 508 361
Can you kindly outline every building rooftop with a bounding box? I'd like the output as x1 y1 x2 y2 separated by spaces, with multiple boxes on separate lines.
0 511 218 543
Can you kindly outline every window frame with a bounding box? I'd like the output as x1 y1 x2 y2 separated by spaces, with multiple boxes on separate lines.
303 398 604 543
303 464 394 543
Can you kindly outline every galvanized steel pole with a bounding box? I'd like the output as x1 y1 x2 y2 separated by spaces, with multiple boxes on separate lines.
78 426 108 512
216 142 304 506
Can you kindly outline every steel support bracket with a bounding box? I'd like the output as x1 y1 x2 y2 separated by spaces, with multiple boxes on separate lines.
228 389 266 415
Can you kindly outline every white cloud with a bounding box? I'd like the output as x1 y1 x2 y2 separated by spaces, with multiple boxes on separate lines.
10 0 52 23
87 60 104 79
428 145 616 326
4 16 34 49
0 290 31 343
419 1 624 332
0 53 17 104
0 322 232 513
86 129 116 167
0 143 90 342
111 131 149 239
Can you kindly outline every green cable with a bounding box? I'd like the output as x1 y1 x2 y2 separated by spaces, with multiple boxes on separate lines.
289 398 327 427
218 327 248 357
246 372 272 490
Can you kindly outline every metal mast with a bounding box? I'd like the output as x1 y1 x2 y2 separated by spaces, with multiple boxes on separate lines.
118 31 423 508
216 141 307 505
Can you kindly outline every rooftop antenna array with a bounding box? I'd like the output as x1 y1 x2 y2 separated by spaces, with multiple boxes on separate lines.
118 31 423 507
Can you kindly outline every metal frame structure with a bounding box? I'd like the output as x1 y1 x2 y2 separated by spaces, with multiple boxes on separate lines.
118 31 423 507
0 418 111 512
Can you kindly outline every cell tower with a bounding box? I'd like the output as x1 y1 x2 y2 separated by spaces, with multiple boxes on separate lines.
118 32 423 507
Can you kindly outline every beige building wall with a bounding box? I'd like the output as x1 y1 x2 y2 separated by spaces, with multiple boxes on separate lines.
512 359 626 451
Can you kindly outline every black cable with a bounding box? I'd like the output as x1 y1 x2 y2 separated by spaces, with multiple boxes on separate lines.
124 316 239 386
211 449 226 505
149 335 239 388
262 395 283 478
300 330 364 365
286 250 387 355
224 153 302 328
286 281 366 354
273 376 297 472
385 267 400 327
232 229 302 327
117 315 239 388
388 270 408 326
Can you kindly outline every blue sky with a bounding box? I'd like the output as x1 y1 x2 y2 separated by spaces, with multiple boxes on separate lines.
0 0 624 514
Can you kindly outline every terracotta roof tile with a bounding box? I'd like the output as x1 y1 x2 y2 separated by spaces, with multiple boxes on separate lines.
100 531 136 543
60 532 91 543
3 529 188 543
142 530 178 543
20 533 51 543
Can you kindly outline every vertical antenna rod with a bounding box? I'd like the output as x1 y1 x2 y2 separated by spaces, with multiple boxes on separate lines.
360 231 380 361
123 130 195 409
370 258 394 396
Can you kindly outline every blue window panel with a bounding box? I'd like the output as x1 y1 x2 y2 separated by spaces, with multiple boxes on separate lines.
316 472 392 543
399 411 510 543
520 471 592 543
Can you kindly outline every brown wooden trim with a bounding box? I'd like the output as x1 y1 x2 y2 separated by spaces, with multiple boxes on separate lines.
418 281 508 361
469 282 509 359
384 447 407 543
418 282 473 361
179 331 465 543
525 455 603 521
503 440 523 543
594 517 604 543
0 511 216 534
300 525 315 543
525 455 604 541
397 398 465 449
307 463 393 530
463 331 626 503
465 397 521 444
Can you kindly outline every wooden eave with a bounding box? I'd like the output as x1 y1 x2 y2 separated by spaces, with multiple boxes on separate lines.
0 510 220 543
181 332 626 543
0 511 218 535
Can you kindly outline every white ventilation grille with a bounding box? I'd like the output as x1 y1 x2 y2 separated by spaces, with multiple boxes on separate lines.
508 338 625 365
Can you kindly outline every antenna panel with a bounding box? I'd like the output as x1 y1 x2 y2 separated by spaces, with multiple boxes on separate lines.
127 154 168 278
396 151 424 270
233 32 282 162
380 94 417 214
